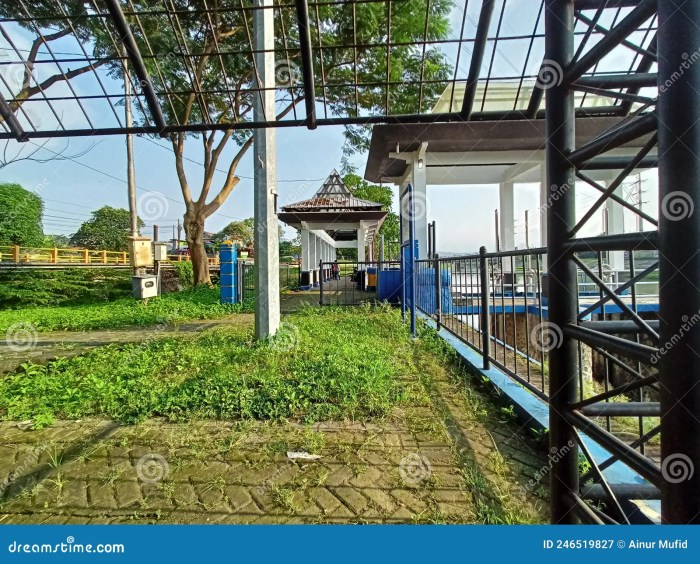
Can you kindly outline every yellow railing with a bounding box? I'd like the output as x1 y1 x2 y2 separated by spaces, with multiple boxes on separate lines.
0 245 129 265
164 254 220 266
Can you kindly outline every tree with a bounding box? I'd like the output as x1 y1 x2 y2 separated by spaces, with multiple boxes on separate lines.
343 173 400 259
43 234 70 248
69 206 143 251
216 218 255 248
0 2 110 128
3 1 452 284
0 183 44 247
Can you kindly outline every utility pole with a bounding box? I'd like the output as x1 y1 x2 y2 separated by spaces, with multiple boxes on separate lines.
177 219 182 250
124 57 138 239
494 209 500 252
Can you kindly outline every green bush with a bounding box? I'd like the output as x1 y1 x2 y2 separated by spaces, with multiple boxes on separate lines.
172 261 194 288
0 306 410 424
0 269 132 309
0 285 251 332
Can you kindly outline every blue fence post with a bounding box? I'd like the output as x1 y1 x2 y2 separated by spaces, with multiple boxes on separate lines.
407 182 417 338
219 242 238 304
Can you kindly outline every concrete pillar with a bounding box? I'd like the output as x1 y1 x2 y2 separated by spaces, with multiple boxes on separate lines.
357 226 366 263
499 180 515 251
253 0 279 339
300 229 311 272
605 179 626 276
411 158 428 259
539 162 548 248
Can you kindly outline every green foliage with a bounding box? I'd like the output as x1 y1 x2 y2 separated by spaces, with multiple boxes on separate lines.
0 306 411 424
43 234 70 248
69 206 143 251
343 173 400 254
216 218 254 246
172 261 194 288
0 286 249 332
0 268 132 309
0 183 44 247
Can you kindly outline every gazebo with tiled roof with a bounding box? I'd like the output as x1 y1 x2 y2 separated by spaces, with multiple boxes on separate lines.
278 170 387 287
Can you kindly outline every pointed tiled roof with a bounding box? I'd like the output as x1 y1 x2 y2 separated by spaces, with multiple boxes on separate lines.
281 170 384 212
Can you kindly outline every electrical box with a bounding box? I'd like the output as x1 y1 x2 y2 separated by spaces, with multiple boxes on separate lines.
132 275 158 299
153 242 168 262
128 236 153 268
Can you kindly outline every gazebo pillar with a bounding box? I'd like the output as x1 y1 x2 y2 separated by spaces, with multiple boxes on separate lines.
604 178 626 279
410 154 429 259
499 180 515 251
357 224 366 263
300 228 312 286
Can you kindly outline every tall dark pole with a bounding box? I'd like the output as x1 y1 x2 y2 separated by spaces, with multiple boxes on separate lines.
408 182 417 337
545 0 579 524
657 0 700 524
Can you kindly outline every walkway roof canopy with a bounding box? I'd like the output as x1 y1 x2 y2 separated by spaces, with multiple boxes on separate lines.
0 1 657 140
278 170 387 242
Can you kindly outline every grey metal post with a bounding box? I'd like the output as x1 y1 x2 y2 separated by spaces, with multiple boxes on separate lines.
658 0 700 524
253 0 280 339
407 183 417 337
434 255 441 331
318 259 324 306
379 234 385 270
479 246 491 370
545 0 579 524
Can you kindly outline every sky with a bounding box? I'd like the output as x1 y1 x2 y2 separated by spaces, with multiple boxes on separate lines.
0 1 658 254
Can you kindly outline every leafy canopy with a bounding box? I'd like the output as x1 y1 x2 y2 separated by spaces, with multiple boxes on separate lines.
69 206 143 251
0 183 44 247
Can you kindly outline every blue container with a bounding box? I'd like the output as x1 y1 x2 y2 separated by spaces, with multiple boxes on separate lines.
219 243 238 304
377 270 402 303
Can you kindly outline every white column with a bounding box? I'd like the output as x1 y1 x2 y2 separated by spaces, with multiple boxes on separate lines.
499 180 515 251
539 162 548 248
605 180 626 275
300 228 311 272
411 158 429 259
253 0 279 339
357 226 366 263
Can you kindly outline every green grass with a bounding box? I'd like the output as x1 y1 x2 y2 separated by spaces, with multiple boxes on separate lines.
0 286 252 333
0 305 412 425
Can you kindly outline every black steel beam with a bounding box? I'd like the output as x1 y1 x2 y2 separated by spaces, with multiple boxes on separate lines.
579 155 658 170
103 0 168 136
568 112 657 166
621 35 657 116
575 0 644 9
657 0 700 525
564 323 657 364
574 73 657 89
566 0 658 82
295 0 317 129
460 0 496 120
564 231 658 252
545 0 579 525
565 410 663 487
580 320 660 334
0 92 26 141
580 402 660 417
581 483 661 501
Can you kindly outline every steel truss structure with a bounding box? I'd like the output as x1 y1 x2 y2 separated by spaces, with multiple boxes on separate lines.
0 0 698 524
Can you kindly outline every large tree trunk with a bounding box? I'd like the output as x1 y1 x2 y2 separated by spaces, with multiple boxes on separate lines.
184 207 211 286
